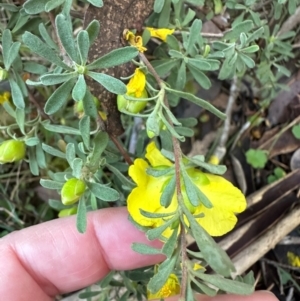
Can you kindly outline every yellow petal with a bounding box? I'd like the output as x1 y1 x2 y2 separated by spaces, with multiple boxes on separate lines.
127 68 146 98
191 172 246 236
124 30 147 52
146 27 175 41
145 141 172 167
287 252 300 267
128 158 149 187
147 274 180 300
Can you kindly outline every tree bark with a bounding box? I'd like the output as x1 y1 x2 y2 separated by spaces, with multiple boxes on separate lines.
84 0 155 136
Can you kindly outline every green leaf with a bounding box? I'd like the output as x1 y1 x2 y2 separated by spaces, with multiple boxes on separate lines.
72 158 83 178
76 197 87 233
162 226 178 258
22 31 71 70
132 243 162 255
241 45 259 53
23 62 48 75
23 0 49 14
36 143 47 169
2 29 12 69
245 149 268 169
246 27 264 44
166 88 226 119
292 124 300 139
28 147 39 176
87 47 138 70
183 206 236 277
40 179 64 190
82 90 98 119
140 210 177 219
66 143 75 168
87 71 126 95
188 65 211 89
16 108 25 134
45 0 65 12
182 170 213 207
186 19 202 55
147 254 178 293
42 143 66 158
44 78 76 114
160 176 176 207
87 182 119 202
187 58 211 71
152 59 178 77
106 164 135 188
85 20 100 47
38 23 58 50
72 74 86 101
87 132 108 170
146 166 174 177
190 156 227 175
176 60 186 91
42 122 81 135
239 53 255 68
25 137 40 146
77 30 90 65
79 115 90 149
40 72 77 86
56 14 78 62
175 126 194 137
146 215 178 241
6 42 21 70
87 0 103 7
196 273 254 295
224 20 254 40
154 0 165 13
9 78 24 109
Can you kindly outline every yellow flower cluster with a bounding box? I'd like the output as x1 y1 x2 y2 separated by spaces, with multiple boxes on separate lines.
124 27 175 52
287 251 300 267
147 273 180 300
127 142 246 238
0 91 11 105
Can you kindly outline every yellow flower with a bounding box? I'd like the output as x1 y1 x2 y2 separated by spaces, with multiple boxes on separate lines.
127 142 246 238
287 252 300 267
0 91 11 105
117 68 148 113
124 30 147 52
147 273 180 300
146 27 175 41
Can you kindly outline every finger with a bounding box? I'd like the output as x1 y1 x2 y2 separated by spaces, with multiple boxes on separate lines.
165 290 278 301
0 207 164 300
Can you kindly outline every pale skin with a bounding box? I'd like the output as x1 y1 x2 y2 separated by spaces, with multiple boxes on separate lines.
0 207 279 301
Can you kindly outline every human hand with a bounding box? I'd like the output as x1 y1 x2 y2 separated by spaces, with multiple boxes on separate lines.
0 207 278 301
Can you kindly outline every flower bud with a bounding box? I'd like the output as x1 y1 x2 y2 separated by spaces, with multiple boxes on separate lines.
0 140 26 163
58 207 78 218
0 68 8 81
117 89 148 114
61 178 86 205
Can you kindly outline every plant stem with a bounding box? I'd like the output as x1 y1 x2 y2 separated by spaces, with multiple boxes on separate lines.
139 51 188 300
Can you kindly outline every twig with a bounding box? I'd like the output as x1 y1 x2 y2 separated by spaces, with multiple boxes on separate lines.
139 52 189 300
211 76 239 163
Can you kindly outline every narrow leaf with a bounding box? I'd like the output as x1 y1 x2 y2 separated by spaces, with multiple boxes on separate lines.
44 78 76 114
56 14 78 62
77 197 87 233
87 71 126 94
87 47 138 70
87 182 119 202
22 31 71 70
